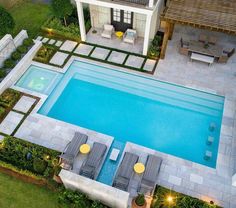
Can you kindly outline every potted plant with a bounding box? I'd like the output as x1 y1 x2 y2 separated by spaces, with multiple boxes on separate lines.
132 194 147 208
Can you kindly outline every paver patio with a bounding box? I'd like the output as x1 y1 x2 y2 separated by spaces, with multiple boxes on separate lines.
0 111 24 135
13 96 36 113
143 59 156 72
125 55 145 69
74 43 94 56
90 47 110 60
60 40 78 52
49 52 69 66
107 51 127 64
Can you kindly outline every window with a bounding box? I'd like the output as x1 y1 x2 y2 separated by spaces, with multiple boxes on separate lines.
124 11 132 24
113 9 121 22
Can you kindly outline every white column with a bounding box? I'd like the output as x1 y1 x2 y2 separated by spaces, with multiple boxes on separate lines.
149 0 154 8
76 1 86 41
143 14 152 55
233 173 236 186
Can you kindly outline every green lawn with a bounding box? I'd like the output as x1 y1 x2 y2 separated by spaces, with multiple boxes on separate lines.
9 1 52 38
0 172 59 208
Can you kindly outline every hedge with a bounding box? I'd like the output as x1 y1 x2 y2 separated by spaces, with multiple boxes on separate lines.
0 136 60 178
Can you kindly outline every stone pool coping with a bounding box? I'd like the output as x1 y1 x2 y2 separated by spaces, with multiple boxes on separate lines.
6 56 236 207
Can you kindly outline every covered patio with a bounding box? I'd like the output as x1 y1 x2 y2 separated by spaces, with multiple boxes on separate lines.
86 28 144 54
160 0 236 59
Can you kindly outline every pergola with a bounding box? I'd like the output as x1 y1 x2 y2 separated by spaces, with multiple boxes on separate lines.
160 0 236 58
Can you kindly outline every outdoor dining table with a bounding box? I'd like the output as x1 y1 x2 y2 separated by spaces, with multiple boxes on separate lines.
188 40 223 58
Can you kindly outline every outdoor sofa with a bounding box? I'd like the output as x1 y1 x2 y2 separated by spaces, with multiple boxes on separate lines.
60 132 88 170
79 142 107 180
112 152 139 191
138 154 162 195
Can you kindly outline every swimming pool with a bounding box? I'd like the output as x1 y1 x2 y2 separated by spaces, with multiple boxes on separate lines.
17 61 224 172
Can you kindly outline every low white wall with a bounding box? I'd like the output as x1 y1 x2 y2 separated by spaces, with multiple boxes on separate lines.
14 30 28 48
59 169 129 208
0 30 29 67
0 40 42 94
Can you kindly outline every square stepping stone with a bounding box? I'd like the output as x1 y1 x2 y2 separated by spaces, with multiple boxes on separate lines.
74 43 94 56
48 39 56 45
91 47 110 60
36 36 42 41
0 111 24 135
125 55 145 69
13 96 36 113
42 37 49 43
109 148 120 161
143 59 156 72
55 40 63 47
60 40 78 52
49 52 69 66
107 51 127 64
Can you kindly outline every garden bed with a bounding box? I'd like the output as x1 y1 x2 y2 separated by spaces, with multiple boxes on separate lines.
0 88 22 122
148 31 164 60
151 186 222 208
33 45 57 64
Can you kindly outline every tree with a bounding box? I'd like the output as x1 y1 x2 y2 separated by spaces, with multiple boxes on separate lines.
0 6 15 36
51 0 73 26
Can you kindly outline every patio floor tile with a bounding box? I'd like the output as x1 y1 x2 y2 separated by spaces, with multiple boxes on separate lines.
13 96 36 113
125 55 145 69
143 59 156 72
48 39 56 45
107 51 127 64
60 40 78 52
55 40 63 47
74 43 94 56
49 52 69 66
0 111 24 135
36 36 42 41
42 37 49 43
90 47 110 60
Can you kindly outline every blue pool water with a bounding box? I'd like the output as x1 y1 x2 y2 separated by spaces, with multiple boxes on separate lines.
16 65 62 95
16 60 224 183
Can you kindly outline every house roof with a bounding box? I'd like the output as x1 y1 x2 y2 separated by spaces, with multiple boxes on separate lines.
162 0 236 34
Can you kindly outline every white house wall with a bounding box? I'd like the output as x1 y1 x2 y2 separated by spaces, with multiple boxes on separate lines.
133 13 146 38
90 5 111 28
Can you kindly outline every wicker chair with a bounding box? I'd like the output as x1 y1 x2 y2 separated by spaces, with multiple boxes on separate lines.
199 34 207 43
209 36 217 45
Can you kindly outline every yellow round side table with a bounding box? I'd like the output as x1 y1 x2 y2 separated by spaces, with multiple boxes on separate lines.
80 144 91 154
115 31 124 39
134 162 145 174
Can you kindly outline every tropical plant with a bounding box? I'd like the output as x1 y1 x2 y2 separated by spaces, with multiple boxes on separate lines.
11 51 21 61
51 0 73 26
135 194 146 206
0 6 15 36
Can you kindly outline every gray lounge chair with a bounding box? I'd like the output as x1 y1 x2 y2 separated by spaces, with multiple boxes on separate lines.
79 142 107 180
60 132 88 169
138 155 162 195
112 152 139 191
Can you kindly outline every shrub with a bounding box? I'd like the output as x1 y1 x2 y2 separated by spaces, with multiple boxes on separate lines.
135 194 145 206
17 45 28 54
11 51 21 61
58 189 109 208
23 38 34 47
0 136 59 177
0 88 21 108
3 59 15 69
0 106 6 118
151 186 222 208
0 6 15 36
0 69 6 78
33 158 48 174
